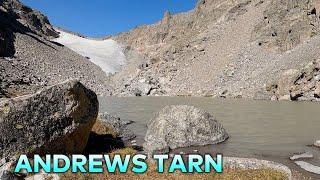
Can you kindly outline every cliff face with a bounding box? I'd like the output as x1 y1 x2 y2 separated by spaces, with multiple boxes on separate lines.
114 0 238 58
0 0 58 38
252 0 320 52
0 0 58 57
111 0 320 101
115 0 320 56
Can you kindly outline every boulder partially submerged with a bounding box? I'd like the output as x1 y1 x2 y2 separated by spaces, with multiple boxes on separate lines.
0 80 98 159
144 105 228 156
98 112 135 141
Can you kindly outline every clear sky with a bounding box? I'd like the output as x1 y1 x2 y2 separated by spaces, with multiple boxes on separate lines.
21 0 197 37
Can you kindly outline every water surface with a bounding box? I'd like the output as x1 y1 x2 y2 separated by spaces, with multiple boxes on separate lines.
99 97 320 177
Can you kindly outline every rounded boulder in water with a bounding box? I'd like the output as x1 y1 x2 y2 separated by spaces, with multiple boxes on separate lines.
143 105 228 156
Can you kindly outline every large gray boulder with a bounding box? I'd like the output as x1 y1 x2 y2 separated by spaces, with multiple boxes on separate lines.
0 80 98 159
144 105 228 156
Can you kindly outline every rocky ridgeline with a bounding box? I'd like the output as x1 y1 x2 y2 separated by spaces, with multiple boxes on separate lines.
0 0 58 38
112 0 243 96
0 0 58 57
111 0 320 101
0 0 112 98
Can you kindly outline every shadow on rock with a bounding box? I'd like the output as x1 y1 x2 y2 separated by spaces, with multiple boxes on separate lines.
0 26 15 57
83 132 125 155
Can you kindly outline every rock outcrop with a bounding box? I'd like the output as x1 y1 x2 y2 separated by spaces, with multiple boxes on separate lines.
143 105 228 156
0 0 58 56
0 0 58 38
277 69 301 97
0 80 98 159
273 59 320 101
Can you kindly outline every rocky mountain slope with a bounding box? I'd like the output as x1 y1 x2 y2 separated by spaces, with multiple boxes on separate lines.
2 0 320 101
0 0 111 98
111 0 320 101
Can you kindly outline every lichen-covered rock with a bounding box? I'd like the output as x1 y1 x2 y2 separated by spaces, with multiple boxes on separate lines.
143 105 228 156
0 80 98 159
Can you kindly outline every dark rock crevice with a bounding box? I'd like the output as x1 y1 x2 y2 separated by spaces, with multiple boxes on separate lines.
0 26 15 57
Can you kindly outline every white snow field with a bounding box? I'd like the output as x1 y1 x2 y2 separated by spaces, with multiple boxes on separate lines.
53 29 126 74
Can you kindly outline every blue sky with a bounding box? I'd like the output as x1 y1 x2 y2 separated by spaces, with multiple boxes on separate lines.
21 0 197 37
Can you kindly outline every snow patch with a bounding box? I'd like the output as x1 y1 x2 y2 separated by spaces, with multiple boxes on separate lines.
53 29 126 74
295 161 320 174
290 152 313 160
